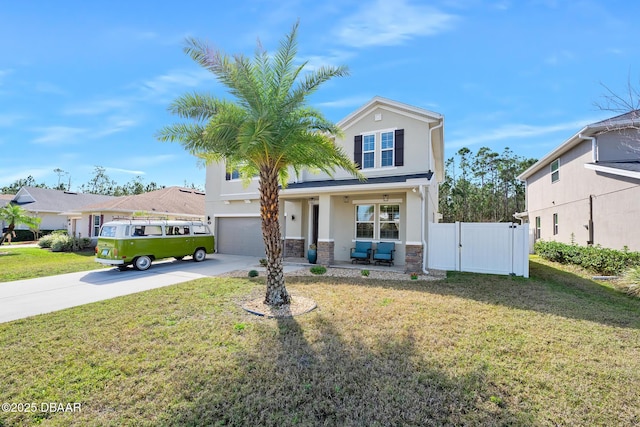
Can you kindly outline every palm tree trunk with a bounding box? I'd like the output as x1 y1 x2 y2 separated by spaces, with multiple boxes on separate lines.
260 167 290 306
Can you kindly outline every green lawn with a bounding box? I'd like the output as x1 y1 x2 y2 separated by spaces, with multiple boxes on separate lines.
1 259 639 426
0 247 105 282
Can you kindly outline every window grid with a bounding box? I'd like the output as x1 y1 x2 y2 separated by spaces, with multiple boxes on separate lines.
381 132 394 167
355 204 400 240
551 159 559 183
362 134 375 169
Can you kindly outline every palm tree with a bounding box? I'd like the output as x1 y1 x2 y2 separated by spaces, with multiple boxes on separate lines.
157 22 362 306
0 204 41 245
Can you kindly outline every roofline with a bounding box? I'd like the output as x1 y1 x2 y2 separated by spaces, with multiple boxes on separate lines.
583 163 640 180
336 96 443 129
518 114 640 181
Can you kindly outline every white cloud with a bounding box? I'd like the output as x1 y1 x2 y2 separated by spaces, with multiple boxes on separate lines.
63 98 134 116
316 95 372 108
104 167 145 175
0 113 24 127
34 82 67 95
139 69 215 97
32 126 88 145
335 0 458 48
94 117 139 138
447 118 598 149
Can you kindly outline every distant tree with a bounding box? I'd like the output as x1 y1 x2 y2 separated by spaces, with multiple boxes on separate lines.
79 166 118 195
157 22 361 306
53 168 70 191
439 147 536 223
0 204 41 245
1 176 48 194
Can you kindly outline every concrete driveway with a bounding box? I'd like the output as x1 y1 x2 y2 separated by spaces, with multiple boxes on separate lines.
0 254 296 324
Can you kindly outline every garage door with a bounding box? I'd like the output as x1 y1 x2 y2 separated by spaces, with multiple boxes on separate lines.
216 217 265 257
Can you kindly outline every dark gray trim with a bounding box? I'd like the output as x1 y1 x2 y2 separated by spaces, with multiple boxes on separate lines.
284 172 433 190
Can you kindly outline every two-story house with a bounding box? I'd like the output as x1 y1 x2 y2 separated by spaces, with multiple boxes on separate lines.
205 97 444 272
517 111 640 251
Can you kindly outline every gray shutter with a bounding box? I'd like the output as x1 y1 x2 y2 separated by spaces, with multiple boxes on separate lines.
394 129 404 166
354 135 363 169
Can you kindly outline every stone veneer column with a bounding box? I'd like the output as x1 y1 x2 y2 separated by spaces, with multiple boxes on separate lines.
317 240 334 266
284 238 305 258
404 243 424 273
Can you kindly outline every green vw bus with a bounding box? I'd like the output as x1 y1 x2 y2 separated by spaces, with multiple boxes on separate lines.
95 219 215 271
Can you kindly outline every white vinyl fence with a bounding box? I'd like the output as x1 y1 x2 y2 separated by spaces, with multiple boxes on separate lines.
428 222 529 277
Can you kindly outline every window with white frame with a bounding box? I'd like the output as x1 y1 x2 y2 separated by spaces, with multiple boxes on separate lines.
551 159 559 183
362 134 375 169
93 215 101 237
356 204 375 238
355 204 400 240
381 132 394 167
535 216 541 240
553 213 558 235
379 204 399 239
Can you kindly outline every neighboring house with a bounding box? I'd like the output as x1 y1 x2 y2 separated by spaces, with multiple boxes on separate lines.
8 187 115 236
517 111 640 252
0 194 15 232
73 186 206 239
206 97 444 272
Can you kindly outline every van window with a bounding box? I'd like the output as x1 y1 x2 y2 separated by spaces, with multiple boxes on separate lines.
132 225 163 237
192 225 210 235
100 226 117 237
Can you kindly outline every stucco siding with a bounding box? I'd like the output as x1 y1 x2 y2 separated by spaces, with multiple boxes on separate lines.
526 139 640 251
597 128 640 162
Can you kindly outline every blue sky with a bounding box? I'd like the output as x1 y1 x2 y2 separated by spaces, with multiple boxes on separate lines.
1 0 638 191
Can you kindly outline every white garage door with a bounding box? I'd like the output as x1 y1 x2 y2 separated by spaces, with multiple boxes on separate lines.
217 217 265 257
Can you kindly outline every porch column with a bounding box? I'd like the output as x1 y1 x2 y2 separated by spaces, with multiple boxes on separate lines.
317 194 334 266
283 200 304 257
405 190 424 273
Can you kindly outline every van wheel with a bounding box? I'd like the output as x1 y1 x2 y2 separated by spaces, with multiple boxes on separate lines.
193 248 207 262
134 256 152 271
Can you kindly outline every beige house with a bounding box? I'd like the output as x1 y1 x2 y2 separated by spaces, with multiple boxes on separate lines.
517 111 640 251
72 186 206 239
7 187 115 236
206 97 445 272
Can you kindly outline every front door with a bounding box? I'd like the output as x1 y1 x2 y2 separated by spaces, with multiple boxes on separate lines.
312 204 319 246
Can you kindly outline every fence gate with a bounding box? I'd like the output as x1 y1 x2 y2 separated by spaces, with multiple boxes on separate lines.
428 222 529 277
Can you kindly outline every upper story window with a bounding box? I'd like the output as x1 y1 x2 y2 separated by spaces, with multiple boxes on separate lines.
354 129 404 170
381 132 394 167
551 159 560 183
363 134 376 169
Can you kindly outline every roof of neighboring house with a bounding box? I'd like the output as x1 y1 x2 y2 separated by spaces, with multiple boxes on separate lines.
12 187 115 213
518 110 640 181
584 161 640 180
77 186 206 218
0 194 14 208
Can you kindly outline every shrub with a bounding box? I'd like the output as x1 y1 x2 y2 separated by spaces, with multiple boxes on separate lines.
361 269 370 277
38 233 93 252
618 267 640 298
534 240 640 276
310 266 326 275
258 258 267 267
248 270 259 278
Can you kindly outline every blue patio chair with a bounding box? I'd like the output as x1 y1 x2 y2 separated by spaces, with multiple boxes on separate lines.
373 242 395 266
350 241 372 264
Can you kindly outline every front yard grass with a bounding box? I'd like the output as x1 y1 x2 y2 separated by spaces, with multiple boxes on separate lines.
0 248 104 282
1 258 639 426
